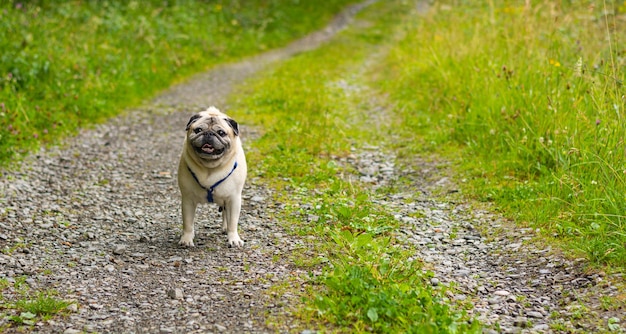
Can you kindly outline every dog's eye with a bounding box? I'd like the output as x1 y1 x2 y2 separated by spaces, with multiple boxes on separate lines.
217 130 227 137
193 128 202 134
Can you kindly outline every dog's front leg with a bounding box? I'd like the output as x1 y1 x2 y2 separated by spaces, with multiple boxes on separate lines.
224 198 243 247
179 198 197 247
220 206 227 234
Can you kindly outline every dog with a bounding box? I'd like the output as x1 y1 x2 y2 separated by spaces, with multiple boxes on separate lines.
177 106 247 247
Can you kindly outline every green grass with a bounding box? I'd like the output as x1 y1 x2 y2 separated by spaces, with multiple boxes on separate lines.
1 277 72 329
0 0 360 164
374 0 626 268
230 0 480 332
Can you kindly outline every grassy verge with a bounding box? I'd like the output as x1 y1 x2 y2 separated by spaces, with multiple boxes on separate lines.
0 0 359 164
375 1 626 268
230 0 480 332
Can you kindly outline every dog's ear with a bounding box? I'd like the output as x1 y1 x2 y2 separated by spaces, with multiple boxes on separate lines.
185 114 202 131
225 118 239 136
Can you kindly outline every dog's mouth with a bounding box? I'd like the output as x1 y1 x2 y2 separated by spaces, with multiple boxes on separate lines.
195 143 224 156
202 143 215 153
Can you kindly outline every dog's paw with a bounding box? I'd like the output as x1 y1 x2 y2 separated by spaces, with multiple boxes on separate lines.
179 234 195 247
227 233 244 248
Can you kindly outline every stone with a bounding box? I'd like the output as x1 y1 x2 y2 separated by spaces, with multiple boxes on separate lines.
167 288 184 300
64 329 81 334
66 303 79 313
532 324 550 331
113 245 127 255
513 317 528 327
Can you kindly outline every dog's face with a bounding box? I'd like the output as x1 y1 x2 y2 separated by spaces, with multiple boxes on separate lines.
185 108 240 163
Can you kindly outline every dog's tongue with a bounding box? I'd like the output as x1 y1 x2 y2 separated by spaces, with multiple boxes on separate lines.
201 144 215 153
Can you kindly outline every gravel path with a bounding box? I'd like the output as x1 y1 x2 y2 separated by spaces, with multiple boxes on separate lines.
1 1 624 333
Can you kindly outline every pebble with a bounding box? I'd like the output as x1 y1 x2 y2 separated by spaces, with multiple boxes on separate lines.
454 294 467 301
250 195 265 202
113 245 127 255
513 317 528 327
63 329 81 334
89 303 104 310
167 289 184 300
532 324 550 331
526 311 543 318
67 304 79 313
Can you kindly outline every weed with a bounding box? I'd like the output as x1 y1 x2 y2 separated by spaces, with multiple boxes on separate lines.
601 295 620 311
1 242 28 255
568 303 590 320
1 278 72 329
14 292 71 318
8 312 37 326
550 321 568 332
608 317 622 332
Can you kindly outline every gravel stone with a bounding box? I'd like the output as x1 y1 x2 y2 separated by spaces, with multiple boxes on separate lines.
526 311 544 319
63 329 81 334
513 317 528 328
113 245 127 255
532 324 550 331
167 288 184 300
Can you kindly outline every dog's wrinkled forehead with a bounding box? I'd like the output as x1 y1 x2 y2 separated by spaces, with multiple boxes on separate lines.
185 108 240 136
186 113 222 131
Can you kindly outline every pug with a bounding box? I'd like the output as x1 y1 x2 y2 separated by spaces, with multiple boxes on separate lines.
177 106 247 247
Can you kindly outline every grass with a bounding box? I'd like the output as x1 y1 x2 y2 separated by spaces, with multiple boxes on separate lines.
230 0 481 332
374 0 626 268
0 0 360 164
1 277 72 330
